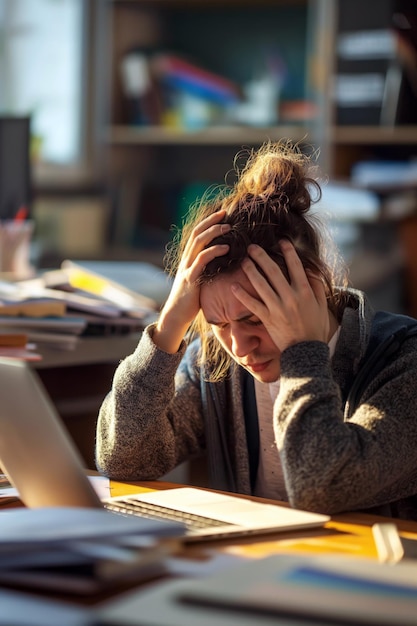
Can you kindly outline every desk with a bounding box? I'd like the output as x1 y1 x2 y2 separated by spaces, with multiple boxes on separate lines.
109 480 417 563
3 479 417 626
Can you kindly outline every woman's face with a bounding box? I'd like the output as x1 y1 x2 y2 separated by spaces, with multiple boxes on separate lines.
200 268 282 383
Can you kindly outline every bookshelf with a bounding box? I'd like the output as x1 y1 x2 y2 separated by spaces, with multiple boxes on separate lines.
95 0 325 252
95 0 417 268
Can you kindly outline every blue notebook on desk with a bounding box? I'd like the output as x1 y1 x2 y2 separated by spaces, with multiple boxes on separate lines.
177 554 417 625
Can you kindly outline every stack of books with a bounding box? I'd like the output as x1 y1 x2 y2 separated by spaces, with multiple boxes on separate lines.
121 49 241 130
152 53 241 107
0 260 170 356
0 505 183 595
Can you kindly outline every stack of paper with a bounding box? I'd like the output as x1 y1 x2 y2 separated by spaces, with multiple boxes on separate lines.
0 331 41 361
0 260 171 351
0 506 184 595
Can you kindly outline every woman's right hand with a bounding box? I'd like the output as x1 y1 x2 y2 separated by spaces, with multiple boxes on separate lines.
154 210 231 353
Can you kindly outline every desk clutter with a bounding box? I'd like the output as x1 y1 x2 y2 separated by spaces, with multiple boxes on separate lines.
96 552 417 626
0 506 183 597
0 260 172 359
2 541 417 626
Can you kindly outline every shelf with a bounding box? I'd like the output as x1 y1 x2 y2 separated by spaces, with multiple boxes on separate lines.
33 334 141 369
105 124 317 146
332 126 417 145
111 0 307 7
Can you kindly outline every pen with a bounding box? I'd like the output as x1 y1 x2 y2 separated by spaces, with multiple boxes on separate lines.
13 205 28 222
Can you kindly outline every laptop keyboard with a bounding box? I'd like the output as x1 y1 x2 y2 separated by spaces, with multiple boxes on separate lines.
104 496 234 534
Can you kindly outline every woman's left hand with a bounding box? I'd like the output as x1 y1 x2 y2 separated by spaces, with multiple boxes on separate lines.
231 240 331 352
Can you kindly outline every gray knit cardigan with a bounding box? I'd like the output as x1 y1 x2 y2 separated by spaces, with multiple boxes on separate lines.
96 289 417 520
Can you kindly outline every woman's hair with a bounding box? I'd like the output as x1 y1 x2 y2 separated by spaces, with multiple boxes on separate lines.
165 140 349 381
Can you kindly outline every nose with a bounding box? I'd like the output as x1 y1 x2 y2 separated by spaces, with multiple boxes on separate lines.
230 324 259 358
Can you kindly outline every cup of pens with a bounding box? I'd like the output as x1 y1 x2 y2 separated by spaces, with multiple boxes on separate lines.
0 208 35 279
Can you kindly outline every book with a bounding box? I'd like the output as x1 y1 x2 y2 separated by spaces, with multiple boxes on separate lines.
61 260 172 308
0 297 66 318
16 329 80 350
120 49 164 125
0 541 175 595
152 53 241 105
178 553 417 626
0 346 42 361
0 331 41 361
13 274 127 319
0 506 183 595
60 260 161 316
0 332 28 347
0 315 87 335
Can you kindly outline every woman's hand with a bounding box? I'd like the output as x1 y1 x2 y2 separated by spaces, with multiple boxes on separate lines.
231 240 331 352
154 210 231 353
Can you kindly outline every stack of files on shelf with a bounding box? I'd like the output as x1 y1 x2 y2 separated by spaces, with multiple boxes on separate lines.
0 260 168 350
0 279 86 353
59 259 172 309
0 330 41 361
0 506 184 596
24 260 164 328
0 297 86 353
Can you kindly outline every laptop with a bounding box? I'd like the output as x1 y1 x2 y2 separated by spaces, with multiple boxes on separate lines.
0 358 330 542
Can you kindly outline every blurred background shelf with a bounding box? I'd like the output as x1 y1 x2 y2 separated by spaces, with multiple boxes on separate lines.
105 124 315 145
3 0 417 315
332 126 417 144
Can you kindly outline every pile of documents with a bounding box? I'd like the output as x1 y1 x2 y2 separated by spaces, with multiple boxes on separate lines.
0 260 172 356
0 506 184 595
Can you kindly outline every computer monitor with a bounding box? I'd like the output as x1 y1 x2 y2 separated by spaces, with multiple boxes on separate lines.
0 116 32 220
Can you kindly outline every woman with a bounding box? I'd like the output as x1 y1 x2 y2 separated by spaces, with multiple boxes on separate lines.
96 140 417 520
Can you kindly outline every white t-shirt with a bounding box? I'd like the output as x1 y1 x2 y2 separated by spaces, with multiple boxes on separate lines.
254 328 341 500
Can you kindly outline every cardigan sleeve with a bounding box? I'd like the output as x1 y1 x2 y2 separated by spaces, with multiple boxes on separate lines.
274 337 417 515
95 324 206 481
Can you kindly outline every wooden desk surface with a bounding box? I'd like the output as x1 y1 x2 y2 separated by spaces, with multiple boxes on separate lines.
110 479 417 563
3 478 417 612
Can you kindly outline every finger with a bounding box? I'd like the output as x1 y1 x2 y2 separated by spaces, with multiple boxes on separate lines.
231 281 264 317
192 209 226 238
278 240 312 292
307 271 328 307
244 246 291 302
184 213 231 259
240 256 281 306
188 244 230 283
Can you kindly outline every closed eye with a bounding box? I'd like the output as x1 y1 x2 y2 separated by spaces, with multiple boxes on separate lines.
210 316 263 329
246 318 263 327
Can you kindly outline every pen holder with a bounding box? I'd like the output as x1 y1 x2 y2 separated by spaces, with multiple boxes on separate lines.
0 220 35 279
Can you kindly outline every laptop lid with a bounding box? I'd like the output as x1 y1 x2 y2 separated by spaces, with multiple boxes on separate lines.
0 358 101 508
0 357 330 541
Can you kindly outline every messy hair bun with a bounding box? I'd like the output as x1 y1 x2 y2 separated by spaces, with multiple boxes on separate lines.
199 141 328 284
233 140 321 217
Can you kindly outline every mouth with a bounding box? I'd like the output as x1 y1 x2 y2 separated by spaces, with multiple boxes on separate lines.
244 360 272 373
